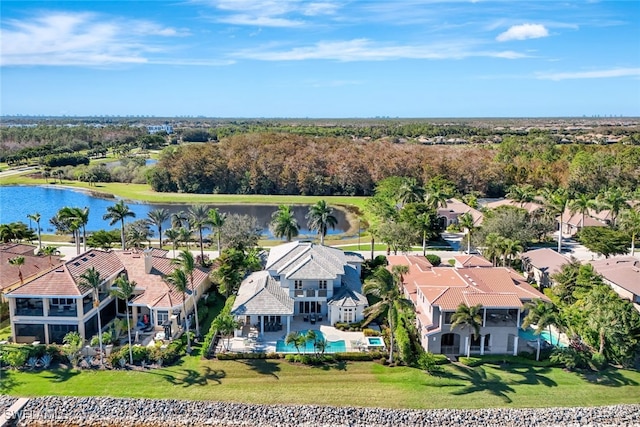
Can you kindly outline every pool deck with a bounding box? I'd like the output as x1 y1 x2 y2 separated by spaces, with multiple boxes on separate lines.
217 316 367 354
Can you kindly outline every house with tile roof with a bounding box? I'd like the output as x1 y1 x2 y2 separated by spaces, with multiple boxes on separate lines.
591 256 640 312
5 248 211 344
231 241 367 336
437 198 483 228
521 248 571 289
387 254 549 357
1 243 63 295
484 199 544 215
6 249 124 344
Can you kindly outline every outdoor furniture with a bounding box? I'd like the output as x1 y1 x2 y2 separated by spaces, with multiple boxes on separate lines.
310 314 316 324
303 315 309 322
317 315 323 322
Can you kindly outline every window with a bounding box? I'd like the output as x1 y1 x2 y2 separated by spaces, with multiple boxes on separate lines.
443 312 454 324
156 311 169 326
341 308 354 323
319 280 327 289
294 280 302 290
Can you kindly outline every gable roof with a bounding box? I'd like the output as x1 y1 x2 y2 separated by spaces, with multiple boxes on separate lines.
231 271 294 316
0 243 38 256
1 250 62 292
454 255 493 268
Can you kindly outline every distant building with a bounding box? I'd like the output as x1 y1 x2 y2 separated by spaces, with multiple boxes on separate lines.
146 124 173 134
521 248 571 290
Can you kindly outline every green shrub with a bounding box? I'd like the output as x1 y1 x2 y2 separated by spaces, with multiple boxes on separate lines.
363 328 380 337
4 348 28 369
591 353 608 371
550 347 591 371
425 254 441 266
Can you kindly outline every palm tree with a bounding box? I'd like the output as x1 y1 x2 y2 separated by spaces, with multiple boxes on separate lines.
58 207 90 253
171 210 188 229
38 245 60 266
208 208 227 255
79 267 104 365
172 250 200 336
543 188 570 253
212 312 240 351
147 208 170 249
424 188 450 211
270 205 300 242
187 204 212 267
164 228 180 258
500 238 523 267
8 256 25 284
397 177 425 206
521 299 559 361
27 212 42 249
483 233 504 266
450 303 483 358
506 184 536 207
363 267 411 363
306 200 338 245
619 206 640 256
391 264 409 289
103 201 136 250
305 329 317 355
285 331 307 355
569 194 598 230
458 212 476 255
110 276 136 365
57 207 82 255
178 227 193 250
164 268 191 353
599 188 630 227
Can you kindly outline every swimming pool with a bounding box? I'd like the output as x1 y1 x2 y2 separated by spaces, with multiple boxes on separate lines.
275 330 347 353
519 328 566 347
366 336 385 348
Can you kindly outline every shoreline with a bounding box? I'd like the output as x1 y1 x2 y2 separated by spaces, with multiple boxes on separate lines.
5 396 640 427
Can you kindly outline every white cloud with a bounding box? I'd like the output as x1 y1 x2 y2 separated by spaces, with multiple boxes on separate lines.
233 38 527 61
536 68 640 81
203 0 339 27
496 23 549 42
0 12 188 66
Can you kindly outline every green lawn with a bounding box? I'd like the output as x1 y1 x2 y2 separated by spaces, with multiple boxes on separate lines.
2 358 638 409
0 174 368 211
0 319 10 341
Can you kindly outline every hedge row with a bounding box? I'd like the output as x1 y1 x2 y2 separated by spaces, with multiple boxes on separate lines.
201 295 235 358
458 354 558 368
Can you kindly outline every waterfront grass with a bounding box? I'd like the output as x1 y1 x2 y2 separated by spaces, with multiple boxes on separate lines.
2 358 639 409
0 174 368 210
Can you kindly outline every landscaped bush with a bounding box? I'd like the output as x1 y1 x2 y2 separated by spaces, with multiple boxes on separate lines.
459 356 482 367
363 328 380 337
334 351 385 361
217 352 282 360
459 354 558 368
425 254 441 266
202 294 234 359
591 353 608 371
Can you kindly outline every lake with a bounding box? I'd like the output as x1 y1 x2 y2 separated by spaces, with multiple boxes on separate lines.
0 186 349 238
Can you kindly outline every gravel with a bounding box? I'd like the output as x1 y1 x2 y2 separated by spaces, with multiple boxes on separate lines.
11 397 640 427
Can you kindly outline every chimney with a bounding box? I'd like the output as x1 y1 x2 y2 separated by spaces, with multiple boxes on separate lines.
144 249 153 274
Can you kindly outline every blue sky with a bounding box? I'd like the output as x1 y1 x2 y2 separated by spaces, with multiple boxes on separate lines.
1 1 639 117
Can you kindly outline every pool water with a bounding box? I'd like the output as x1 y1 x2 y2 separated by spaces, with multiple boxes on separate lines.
367 337 384 346
519 328 566 347
276 330 346 353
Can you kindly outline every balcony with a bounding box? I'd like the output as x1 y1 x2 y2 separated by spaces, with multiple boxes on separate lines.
49 305 78 318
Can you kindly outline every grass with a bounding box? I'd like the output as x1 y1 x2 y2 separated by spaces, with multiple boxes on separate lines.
0 319 10 341
0 173 369 210
1 358 639 409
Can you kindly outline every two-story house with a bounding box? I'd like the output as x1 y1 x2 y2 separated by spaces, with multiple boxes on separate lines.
591 256 640 312
388 254 549 357
5 248 211 344
6 249 124 344
231 241 367 335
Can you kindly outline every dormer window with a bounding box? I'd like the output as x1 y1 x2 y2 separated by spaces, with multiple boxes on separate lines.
319 280 327 289
294 280 302 290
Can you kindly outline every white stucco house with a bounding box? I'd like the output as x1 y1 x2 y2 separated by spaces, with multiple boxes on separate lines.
231 242 368 336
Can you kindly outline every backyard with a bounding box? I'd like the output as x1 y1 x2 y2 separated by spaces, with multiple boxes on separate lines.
1 356 639 409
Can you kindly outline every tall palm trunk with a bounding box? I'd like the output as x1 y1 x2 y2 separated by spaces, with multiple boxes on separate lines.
125 304 133 364
95 291 104 366
191 276 201 337
387 305 395 364
120 219 126 250
183 294 191 353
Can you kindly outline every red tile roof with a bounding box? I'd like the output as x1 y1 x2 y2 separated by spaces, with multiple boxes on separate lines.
454 255 493 268
8 249 124 297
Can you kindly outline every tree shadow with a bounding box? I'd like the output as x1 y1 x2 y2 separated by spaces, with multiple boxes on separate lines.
0 369 21 393
144 366 225 387
579 369 639 387
501 366 557 387
312 360 348 371
239 359 281 379
449 365 516 404
42 366 81 383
